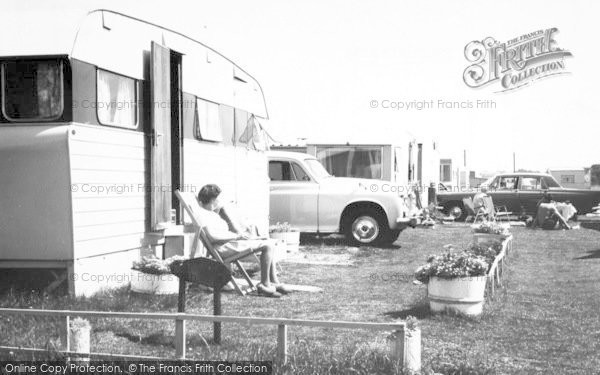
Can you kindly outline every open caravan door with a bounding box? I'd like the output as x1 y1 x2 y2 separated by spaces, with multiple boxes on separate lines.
150 41 172 230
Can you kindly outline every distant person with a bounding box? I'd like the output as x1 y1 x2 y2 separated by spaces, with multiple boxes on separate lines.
533 192 570 230
197 184 290 297
473 186 489 216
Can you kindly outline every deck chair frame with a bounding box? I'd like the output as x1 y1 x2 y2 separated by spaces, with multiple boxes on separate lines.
482 196 512 223
462 197 486 223
175 190 260 296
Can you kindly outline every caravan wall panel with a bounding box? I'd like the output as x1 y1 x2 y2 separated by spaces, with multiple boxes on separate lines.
69 124 148 260
0 125 73 261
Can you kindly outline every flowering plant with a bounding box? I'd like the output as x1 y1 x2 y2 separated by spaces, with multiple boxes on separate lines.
414 245 488 283
269 222 297 233
132 255 186 275
466 241 503 265
473 221 510 236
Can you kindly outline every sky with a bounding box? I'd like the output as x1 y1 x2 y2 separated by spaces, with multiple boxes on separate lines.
2 0 599 175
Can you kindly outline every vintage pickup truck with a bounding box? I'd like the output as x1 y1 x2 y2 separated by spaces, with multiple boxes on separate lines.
267 151 412 245
438 172 600 220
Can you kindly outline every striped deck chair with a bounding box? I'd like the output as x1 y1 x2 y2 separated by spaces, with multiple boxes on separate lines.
175 190 261 296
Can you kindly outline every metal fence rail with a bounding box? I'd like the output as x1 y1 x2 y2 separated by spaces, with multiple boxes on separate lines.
0 308 409 365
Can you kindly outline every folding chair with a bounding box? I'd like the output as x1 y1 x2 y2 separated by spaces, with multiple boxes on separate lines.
462 197 486 223
175 190 260 296
483 196 512 223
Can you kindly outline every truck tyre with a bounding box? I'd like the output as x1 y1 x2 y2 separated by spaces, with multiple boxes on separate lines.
343 209 389 246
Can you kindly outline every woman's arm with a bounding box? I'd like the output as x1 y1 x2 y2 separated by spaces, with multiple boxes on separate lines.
202 225 248 243
218 206 247 234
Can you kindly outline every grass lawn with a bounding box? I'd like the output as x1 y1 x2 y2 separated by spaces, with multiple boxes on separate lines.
1 225 599 374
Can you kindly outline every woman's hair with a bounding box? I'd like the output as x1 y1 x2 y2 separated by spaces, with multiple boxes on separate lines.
198 184 221 204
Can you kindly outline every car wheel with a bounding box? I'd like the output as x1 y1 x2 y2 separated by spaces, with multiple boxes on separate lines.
447 202 466 221
344 210 388 246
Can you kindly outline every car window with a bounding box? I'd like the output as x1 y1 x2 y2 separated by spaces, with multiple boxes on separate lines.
520 177 541 190
291 162 311 181
497 176 517 190
487 177 499 190
542 176 561 188
269 161 293 181
305 159 331 179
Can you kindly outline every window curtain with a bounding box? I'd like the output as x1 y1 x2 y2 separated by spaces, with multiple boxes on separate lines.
36 61 61 118
236 115 268 151
97 72 114 124
114 77 136 126
196 99 222 142
97 70 136 127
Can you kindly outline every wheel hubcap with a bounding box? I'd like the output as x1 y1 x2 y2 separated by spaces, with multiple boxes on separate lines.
450 206 463 219
351 216 379 243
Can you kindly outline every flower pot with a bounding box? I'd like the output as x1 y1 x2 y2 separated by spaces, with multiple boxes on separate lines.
130 269 179 295
427 276 487 316
269 231 300 253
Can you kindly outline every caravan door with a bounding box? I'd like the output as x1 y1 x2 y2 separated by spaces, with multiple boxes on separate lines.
150 42 172 230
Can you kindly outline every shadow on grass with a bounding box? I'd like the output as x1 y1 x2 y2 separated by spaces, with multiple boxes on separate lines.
384 301 431 320
0 269 68 295
115 331 213 348
573 249 600 260
300 234 403 250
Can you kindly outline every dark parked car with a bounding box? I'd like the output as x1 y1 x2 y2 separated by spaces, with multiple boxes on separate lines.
438 173 600 220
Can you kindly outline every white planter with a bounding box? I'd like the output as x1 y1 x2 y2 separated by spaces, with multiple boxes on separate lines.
130 269 179 295
428 276 487 316
472 233 509 245
269 231 300 253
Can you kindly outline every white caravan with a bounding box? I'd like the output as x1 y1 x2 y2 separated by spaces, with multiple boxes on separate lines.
0 10 270 296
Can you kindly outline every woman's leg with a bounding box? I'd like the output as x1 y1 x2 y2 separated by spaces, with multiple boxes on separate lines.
259 243 274 287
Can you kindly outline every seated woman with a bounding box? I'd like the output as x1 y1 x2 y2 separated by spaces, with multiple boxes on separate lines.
533 192 571 230
197 184 290 297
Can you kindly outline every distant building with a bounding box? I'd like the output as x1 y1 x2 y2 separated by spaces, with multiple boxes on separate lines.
439 149 470 190
270 143 308 154
469 171 488 188
549 169 590 189
271 133 441 204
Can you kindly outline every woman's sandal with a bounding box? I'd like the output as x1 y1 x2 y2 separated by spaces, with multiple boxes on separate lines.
274 284 292 295
256 283 282 298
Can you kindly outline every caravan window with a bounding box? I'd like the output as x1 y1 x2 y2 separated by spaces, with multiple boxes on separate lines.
97 69 138 128
316 146 382 179
2 60 63 121
195 98 222 142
